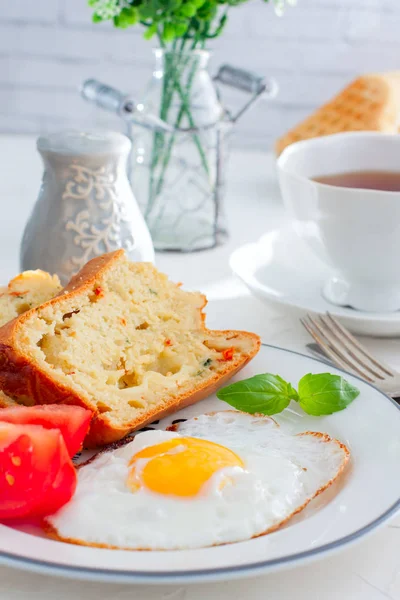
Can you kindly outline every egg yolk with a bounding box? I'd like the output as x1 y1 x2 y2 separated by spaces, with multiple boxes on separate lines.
127 437 244 497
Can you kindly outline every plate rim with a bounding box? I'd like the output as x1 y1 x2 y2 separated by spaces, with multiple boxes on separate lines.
229 227 400 325
1 343 399 584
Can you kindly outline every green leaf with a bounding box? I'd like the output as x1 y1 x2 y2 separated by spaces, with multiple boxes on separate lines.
122 6 139 24
297 373 360 416
216 374 296 415
167 0 183 10
196 0 217 18
162 22 176 40
92 13 104 22
143 22 158 38
138 4 155 19
174 21 189 35
114 13 129 27
179 2 197 16
112 7 138 27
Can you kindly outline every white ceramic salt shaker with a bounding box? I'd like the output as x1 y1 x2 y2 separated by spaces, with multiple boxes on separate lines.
21 130 155 284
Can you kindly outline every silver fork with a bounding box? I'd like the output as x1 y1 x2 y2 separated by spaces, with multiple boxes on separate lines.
300 313 400 398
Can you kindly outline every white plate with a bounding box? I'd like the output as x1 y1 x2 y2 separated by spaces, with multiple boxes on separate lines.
230 226 400 337
1 344 400 584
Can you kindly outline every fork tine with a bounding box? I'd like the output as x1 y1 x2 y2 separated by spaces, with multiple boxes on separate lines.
326 313 394 377
309 314 385 380
300 318 350 371
301 315 375 382
318 314 387 380
300 316 375 382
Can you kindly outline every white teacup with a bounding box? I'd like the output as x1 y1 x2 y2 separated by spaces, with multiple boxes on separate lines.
277 132 400 313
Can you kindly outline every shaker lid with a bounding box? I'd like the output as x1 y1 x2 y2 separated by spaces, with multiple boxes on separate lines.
37 130 131 155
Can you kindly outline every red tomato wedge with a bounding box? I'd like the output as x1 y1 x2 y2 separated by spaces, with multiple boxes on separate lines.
0 405 92 457
0 422 76 520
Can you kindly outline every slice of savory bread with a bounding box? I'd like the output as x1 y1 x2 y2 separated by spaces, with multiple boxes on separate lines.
0 270 61 325
0 270 62 409
0 251 260 447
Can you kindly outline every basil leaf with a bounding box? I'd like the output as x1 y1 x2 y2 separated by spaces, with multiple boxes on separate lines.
216 374 296 415
298 373 360 416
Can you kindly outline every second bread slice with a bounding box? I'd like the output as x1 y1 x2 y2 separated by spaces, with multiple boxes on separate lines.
0 269 62 409
0 251 260 446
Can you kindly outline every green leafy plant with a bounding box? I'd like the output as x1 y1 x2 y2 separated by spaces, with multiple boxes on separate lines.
217 372 360 417
88 0 295 241
88 0 295 46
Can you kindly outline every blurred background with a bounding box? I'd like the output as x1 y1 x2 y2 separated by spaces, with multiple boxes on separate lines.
0 0 396 150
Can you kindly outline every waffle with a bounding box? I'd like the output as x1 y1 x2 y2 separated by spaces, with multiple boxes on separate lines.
275 73 400 156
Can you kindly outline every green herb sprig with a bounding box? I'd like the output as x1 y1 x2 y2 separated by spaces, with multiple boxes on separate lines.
217 372 360 417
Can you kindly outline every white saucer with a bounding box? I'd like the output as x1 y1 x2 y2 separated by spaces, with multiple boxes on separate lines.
230 225 400 338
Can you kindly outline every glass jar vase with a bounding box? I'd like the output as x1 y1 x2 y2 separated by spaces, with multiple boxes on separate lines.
128 49 230 251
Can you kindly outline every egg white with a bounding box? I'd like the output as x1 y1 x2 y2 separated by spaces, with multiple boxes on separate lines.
46 411 349 550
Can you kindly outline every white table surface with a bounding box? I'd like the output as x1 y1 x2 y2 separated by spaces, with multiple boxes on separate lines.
0 134 399 600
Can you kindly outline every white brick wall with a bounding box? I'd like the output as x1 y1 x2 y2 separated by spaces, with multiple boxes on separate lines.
0 0 396 150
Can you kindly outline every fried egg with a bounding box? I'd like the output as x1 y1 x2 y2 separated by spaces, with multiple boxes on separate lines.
46 411 349 550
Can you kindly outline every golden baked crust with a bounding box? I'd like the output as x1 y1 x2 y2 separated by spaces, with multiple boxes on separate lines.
275 72 400 155
0 251 260 447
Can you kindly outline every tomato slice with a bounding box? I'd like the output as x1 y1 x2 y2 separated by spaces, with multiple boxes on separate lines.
0 405 92 457
29 434 77 517
0 422 76 520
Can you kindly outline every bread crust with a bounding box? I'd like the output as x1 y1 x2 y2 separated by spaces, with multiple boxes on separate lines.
0 251 260 447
